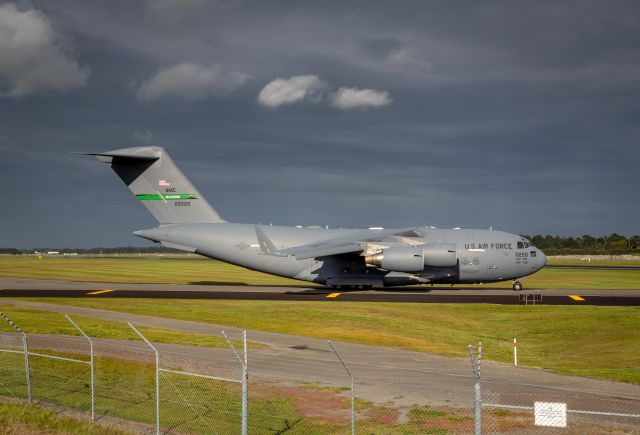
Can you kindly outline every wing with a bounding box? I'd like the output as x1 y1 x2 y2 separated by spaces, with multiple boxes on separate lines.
275 227 423 259
279 242 364 259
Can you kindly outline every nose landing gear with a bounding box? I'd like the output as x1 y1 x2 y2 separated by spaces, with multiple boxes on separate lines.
512 281 523 291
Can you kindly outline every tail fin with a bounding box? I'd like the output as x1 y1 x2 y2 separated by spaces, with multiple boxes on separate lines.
85 146 225 224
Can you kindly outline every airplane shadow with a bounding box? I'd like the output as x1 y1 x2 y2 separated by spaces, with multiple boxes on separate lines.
187 281 518 293
188 281 320 289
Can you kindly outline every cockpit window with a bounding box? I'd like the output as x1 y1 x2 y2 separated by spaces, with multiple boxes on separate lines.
530 251 537 257
519 238 533 249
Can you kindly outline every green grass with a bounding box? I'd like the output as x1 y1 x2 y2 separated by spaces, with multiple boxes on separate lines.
0 351 473 434
1 255 640 289
547 257 640 267
0 304 262 350
0 256 305 286
0 401 129 434
15 298 640 384
519 267 640 289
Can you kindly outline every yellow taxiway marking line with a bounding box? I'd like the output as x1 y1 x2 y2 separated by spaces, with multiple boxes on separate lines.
568 295 585 301
326 292 342 298
87 289 115 295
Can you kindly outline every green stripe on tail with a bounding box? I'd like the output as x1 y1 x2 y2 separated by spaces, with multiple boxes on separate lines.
136 194 198 200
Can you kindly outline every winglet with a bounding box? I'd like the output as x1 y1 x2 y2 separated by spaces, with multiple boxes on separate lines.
255 226 285 256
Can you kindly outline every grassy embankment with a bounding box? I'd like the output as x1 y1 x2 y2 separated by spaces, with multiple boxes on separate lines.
1 255 640 289
12 298 640 384
0 305 259 350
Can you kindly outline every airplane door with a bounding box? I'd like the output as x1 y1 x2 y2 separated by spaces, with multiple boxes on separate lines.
487 263 499 279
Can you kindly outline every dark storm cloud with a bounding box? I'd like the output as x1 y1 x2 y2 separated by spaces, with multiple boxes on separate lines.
358 37 404 60
1 0 639 248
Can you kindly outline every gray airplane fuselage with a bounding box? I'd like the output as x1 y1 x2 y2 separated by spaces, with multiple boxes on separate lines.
88 146 546 289
135 223 546 288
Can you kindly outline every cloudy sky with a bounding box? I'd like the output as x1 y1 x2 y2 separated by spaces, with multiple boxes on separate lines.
1 0 639 248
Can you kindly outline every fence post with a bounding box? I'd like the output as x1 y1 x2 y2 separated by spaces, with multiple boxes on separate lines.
469 341 482 435
329 341 355 435
222 330 248 435
0 311 31 402
242 330 248 435
66 314 95 420
129 323 160 435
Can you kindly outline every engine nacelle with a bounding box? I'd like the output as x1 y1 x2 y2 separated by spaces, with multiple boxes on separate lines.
423 243 457 267
366 243 458 272
365 246 424 272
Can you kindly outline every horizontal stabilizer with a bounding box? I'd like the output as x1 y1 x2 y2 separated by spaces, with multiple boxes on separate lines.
78 148 161 163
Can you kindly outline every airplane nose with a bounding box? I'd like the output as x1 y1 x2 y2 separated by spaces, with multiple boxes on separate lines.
539 250 547 268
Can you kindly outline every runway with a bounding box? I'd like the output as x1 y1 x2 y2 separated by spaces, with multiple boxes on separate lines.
2 278 640 305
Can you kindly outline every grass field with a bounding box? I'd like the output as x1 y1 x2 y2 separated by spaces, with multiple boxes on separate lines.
1 255 640 289
548 257 640 267
0 255 303 286
0 401 129 434
0 304 259 350
15 297 640 384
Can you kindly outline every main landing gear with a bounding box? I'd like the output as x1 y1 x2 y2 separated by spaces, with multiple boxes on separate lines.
512 281 523 291
330 285 374 290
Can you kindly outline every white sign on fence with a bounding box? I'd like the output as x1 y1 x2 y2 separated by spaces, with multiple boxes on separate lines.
534 401 567 427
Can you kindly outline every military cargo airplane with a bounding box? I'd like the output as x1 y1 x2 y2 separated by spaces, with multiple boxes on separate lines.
85 146 546 290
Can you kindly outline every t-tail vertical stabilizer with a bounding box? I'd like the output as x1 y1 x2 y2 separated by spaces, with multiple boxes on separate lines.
84 146 225 224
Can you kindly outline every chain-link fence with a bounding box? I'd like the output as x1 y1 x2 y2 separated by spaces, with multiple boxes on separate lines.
1 309 639 434
471 342 640 434
482 391 640 434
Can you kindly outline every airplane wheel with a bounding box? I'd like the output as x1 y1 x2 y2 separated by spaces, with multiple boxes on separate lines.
513 281 523 291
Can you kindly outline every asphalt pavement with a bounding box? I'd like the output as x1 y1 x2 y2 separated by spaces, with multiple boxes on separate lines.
1 278 639 305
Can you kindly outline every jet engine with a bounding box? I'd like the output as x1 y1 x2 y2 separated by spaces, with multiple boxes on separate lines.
365 243 457 272
365 246 424 272
423 243 457 267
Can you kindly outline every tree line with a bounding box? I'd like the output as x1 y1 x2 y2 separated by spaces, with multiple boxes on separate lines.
1 233 639 256
520 233 640 255
0 246 182 255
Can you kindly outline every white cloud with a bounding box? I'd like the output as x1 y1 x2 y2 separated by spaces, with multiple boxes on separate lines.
257 75 327 108
332 87 392 109
0 3 89 98
387 48 433 72
136 63 248 101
